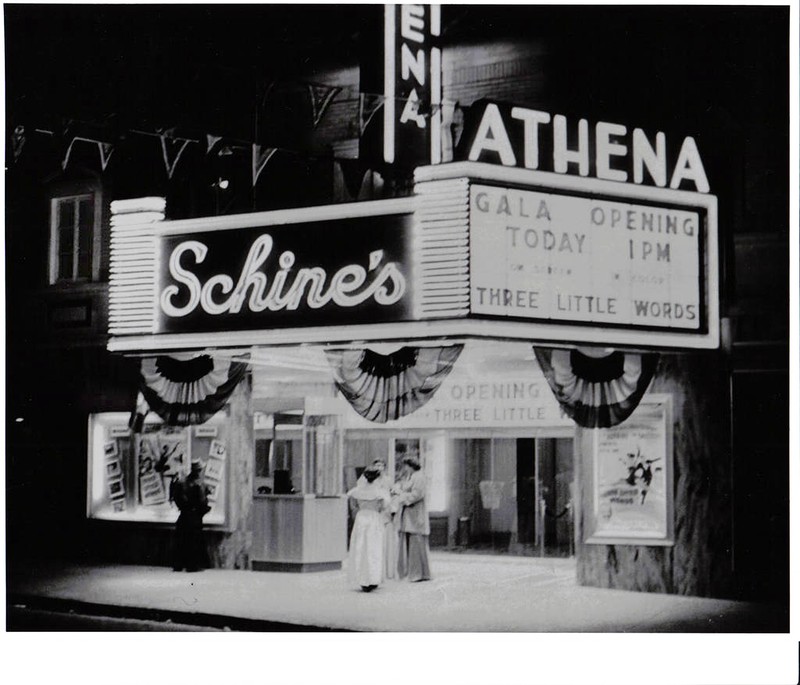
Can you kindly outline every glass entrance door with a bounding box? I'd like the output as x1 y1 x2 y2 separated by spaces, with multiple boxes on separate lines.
530 437 575 557
455 436 574 557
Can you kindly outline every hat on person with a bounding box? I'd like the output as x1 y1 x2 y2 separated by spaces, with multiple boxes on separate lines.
362 466 382 483
402 456 421 470
190 461 204 474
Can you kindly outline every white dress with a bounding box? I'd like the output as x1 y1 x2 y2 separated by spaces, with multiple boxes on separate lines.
347 482 390 588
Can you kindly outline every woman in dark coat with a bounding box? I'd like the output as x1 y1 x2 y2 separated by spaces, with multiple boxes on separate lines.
171 462 211 572
395 456 431 582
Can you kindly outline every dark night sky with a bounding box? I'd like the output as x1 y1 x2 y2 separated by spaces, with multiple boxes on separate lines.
4 3 789 221
4 4 377 128
5 4 787 123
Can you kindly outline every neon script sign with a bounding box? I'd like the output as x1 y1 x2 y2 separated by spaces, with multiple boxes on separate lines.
156 214 413 334
161 236 406 317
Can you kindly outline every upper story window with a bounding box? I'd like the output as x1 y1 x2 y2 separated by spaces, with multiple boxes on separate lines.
48 181 103 284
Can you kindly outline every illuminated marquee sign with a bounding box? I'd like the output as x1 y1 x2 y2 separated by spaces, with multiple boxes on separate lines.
383 4 442 168
108 169 717 352
412 161 719 350
457 100 710 194
469 184 705 331
156 213 413 334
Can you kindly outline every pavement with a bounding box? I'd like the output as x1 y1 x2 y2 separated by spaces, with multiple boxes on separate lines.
6 551 787 633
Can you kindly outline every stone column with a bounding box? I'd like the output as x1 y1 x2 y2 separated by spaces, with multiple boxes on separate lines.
210 374 254 569
575 351 733 598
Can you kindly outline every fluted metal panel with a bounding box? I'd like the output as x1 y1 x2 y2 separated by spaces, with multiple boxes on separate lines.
412 176 471 319
108 198 164 335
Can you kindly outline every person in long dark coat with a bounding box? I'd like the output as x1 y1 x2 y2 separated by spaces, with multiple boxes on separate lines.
395 456 431 582
171 462 211 572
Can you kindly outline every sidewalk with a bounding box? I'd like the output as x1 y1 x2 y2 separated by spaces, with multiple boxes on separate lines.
6 552 786 632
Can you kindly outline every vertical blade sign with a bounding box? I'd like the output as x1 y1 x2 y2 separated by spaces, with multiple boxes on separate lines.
384 4 442 170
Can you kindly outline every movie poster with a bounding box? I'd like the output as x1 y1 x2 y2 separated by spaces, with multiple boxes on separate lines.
137 435 167 506
156 431 188 480
589 398 672 544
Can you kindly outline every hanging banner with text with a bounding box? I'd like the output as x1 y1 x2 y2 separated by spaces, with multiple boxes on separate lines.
469 183 706 333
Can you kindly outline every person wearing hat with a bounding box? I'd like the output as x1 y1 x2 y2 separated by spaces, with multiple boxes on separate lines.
347 466 391 592
395 456 431 582
170 460 211 572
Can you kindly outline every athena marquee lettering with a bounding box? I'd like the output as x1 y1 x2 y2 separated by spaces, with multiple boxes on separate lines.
466 102 710 193
160 235 407 318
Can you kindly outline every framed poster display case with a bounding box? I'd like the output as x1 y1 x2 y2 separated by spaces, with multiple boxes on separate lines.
87 411 230 527
585 395 674 546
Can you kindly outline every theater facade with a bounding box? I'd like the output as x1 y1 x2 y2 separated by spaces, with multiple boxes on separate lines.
6 5 788 603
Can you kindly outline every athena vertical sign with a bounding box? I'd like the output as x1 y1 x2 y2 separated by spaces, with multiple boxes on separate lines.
384 4 442 169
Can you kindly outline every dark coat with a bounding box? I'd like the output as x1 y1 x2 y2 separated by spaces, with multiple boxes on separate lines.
398 470 430 536
171 472 210 571
172 474 210 526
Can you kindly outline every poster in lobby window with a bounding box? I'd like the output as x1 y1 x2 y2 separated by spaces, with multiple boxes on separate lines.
586 395 673 546
87 412 229 526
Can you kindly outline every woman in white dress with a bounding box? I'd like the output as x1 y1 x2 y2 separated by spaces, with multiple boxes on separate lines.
358 459 399 580
347 466 391 592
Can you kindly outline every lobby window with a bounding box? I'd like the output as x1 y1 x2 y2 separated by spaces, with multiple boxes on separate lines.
87 412 229 526
49 189 100 284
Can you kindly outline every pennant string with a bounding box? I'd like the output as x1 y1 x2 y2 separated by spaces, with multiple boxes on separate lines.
16 88 464 174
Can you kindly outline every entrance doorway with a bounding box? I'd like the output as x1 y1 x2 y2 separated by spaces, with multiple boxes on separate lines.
515 438 575 556
459 436 574 557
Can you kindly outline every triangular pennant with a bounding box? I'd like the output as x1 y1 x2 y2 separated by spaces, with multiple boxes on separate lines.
307 84 342 128
98 142 114 171
359 93 385 135
206 134 223 155
339 158 368 199
160 135 192 179
61 135 81 171
252 144 278 187
11 125 26 162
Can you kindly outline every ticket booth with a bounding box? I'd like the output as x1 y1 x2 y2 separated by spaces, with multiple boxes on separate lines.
251 406 347 572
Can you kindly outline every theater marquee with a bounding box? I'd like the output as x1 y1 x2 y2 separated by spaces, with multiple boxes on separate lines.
469 184 705 331
413 162 719 350
109 164 718 353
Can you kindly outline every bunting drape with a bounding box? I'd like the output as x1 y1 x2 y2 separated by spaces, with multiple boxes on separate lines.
533 347 659 428
130 354 248 430
326 345 463 424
